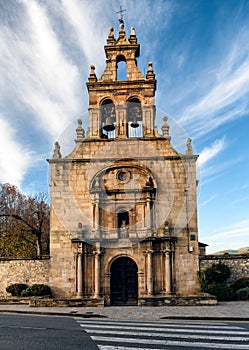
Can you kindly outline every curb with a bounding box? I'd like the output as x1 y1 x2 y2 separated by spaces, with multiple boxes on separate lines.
0 309 249 321
160 316 249 321
0 309 107 318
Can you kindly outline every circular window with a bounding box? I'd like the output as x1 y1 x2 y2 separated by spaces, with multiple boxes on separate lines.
117 170 131 183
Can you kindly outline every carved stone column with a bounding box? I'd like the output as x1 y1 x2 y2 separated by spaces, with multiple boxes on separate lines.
77 252 83 298
95 199 100 232
146 194 151 230
164 249 171 294
94 249 101 298
146 250 153 295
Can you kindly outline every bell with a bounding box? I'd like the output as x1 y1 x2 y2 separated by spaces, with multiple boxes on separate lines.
103 116 115 131
130 117 139 128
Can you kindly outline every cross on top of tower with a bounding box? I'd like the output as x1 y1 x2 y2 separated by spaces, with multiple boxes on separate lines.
116 5 126 24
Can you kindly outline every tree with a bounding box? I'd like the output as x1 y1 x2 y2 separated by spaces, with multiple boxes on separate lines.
0 183 50 257
199 263 234 301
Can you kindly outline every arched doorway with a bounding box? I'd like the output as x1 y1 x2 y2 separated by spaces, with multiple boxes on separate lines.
110 257 138 305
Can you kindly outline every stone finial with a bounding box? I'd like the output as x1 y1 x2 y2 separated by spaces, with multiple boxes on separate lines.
109 27 114 37
107 27 115 45
76 119 85 141
130 27 136 36
162 116 171 140
119 21 126 39
53 141 61 159
129 27 137 44
146 62 155 80
88 64 97 82
186 138 193 155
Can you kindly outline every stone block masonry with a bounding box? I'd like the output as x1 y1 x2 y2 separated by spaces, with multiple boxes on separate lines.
199 254 249 283
0 257 50 297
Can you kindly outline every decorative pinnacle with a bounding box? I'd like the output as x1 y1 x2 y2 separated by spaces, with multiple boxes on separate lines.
146 62 155 80
88 64 97 82
107 27 115 45
109 27 114 37
130 27 136 36
53 141 61 159
186 138 193 155
76 119 85 142
162 116 171 140
119 21 125 38
129 27 137 44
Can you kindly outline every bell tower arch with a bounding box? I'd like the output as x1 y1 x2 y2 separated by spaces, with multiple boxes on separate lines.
86 21 156 139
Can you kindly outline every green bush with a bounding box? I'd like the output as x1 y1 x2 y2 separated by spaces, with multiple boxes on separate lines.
21 287 33 297
30 284 51 296
6 283 52 297
231 277 249 291
204 263 231 284
6 283 28 296
236 287 249 300
205 283 235 301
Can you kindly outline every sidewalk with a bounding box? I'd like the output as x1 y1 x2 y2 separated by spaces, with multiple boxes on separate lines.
0 301 248 321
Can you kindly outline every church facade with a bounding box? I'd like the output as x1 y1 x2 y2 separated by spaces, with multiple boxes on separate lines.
48 21 201 306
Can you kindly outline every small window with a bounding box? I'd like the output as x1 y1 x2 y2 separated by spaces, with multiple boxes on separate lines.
117 56 127 81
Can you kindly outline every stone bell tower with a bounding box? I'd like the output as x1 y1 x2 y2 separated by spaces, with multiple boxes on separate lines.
87 22 156 140
48 19 207 306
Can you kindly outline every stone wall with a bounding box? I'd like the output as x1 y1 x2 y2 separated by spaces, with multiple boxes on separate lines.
199 255 249 283
1 254 248 299
0 257 50 297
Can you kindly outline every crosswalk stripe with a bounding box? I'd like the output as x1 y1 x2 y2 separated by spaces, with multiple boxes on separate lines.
80 323 248 335
82 328 249 342
92 336 249 349
98 347 166 350
75 319 242 330
99 348 170 350
77 319 249 350
98 347 170 350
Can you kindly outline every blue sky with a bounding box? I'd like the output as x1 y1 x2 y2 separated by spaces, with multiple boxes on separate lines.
1 0 249 253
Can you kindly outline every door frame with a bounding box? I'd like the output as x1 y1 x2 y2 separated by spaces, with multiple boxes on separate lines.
110 256 138 306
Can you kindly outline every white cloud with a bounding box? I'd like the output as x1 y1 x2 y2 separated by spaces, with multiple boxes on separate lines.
197 138 235 186
233 196 249 204
0 0 82 139
199 194 217 207
178 28 249 139
0 117 33 188
209 220 249 241
198 138 225 167
184 61 249 121
60 0 108 72
205 219 249 253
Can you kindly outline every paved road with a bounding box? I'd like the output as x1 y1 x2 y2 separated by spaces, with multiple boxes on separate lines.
0 314 98 350
77 318 249 350
1 301 249 321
